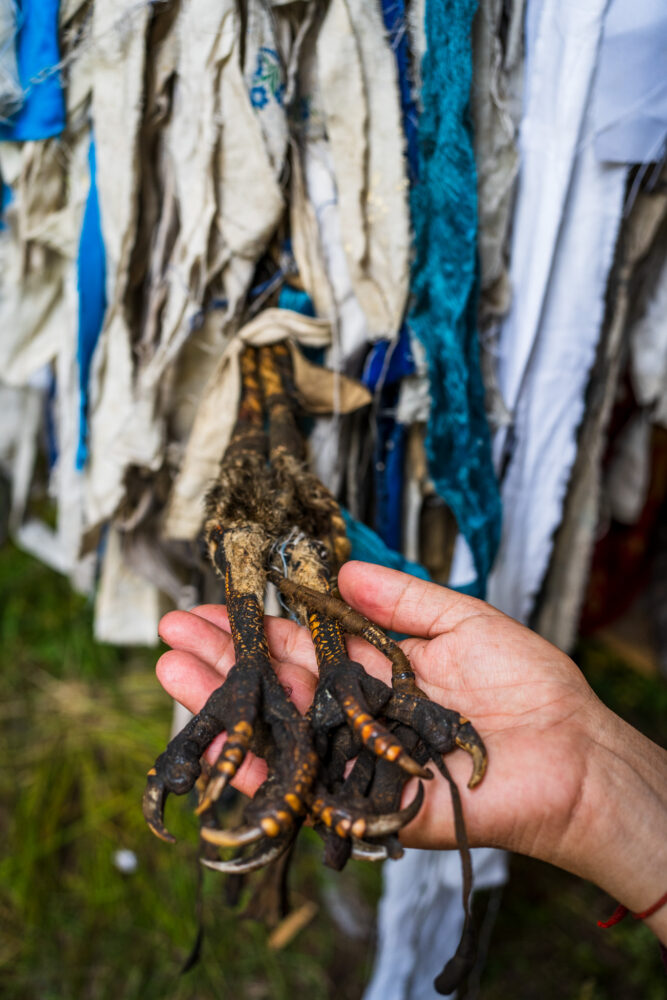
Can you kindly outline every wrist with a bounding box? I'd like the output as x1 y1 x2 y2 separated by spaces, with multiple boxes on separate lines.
559 701 667 944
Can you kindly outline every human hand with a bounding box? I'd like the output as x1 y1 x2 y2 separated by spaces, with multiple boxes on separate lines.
157 562 667 941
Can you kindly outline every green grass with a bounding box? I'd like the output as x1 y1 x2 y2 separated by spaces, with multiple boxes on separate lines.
0 543 376 1000
0 541 665 999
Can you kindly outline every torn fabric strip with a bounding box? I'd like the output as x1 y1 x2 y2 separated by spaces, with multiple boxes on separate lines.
0 0 64 141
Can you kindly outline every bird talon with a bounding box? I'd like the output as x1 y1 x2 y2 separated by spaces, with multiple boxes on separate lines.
200 835 293 874
142 772 176 844
455 731 487 789
144 338 487 968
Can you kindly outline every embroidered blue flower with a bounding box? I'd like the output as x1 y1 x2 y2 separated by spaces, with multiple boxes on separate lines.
249 48 284 110
250 85 269 109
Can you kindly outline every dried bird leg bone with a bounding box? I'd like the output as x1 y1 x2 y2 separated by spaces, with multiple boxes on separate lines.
196 356 319 844
143 349 267 839
255 343 434 865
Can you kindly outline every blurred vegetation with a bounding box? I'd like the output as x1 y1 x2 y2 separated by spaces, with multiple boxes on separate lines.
0 541 664 999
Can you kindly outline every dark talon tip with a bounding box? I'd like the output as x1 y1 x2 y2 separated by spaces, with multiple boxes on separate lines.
454 723 488 788
363 780 425 837
399 753 433 780
142 774 175 843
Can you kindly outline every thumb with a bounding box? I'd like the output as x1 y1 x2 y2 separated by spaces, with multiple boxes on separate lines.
337 561 496 639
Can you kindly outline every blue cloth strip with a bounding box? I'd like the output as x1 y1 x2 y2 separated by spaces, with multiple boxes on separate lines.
374 0 418 548
0 0 65 141
343 508 430 580
278 285 315 317
371 417 406 551
362 328 414 550
0 180 12 229
379 0 420 183
408 0 501 598
361 327 415 392
46 367 58 470
76 138 107 470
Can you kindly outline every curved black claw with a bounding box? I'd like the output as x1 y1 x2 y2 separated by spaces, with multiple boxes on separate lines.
454 720 487 789
142 685 228 842
311 661 432 780
362 780 424 837
142 770 175 843
387 694 487 790
200 835 293 874
313 780 424 841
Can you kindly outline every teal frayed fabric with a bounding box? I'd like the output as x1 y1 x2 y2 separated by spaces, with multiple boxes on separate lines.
409 0 501 598
342 509 430 581
342 509 481 597
277 284 315 316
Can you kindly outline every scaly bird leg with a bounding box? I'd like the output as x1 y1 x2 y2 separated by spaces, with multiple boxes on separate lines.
258 344 427 782
197 353 319 847
198 544 319 864
143 348 267 840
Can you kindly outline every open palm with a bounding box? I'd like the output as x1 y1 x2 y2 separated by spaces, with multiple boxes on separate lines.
156 561 603 875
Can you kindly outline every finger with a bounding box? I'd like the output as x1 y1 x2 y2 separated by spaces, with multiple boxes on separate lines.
337 562 499 638
185 603 230 630
156 648 225 714
159 610 235 672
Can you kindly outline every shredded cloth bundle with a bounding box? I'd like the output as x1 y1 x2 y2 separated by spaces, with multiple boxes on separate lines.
3 0 665 996
0 0 501 652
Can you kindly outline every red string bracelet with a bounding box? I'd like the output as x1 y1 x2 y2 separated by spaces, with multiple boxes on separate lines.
598 888 667 929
